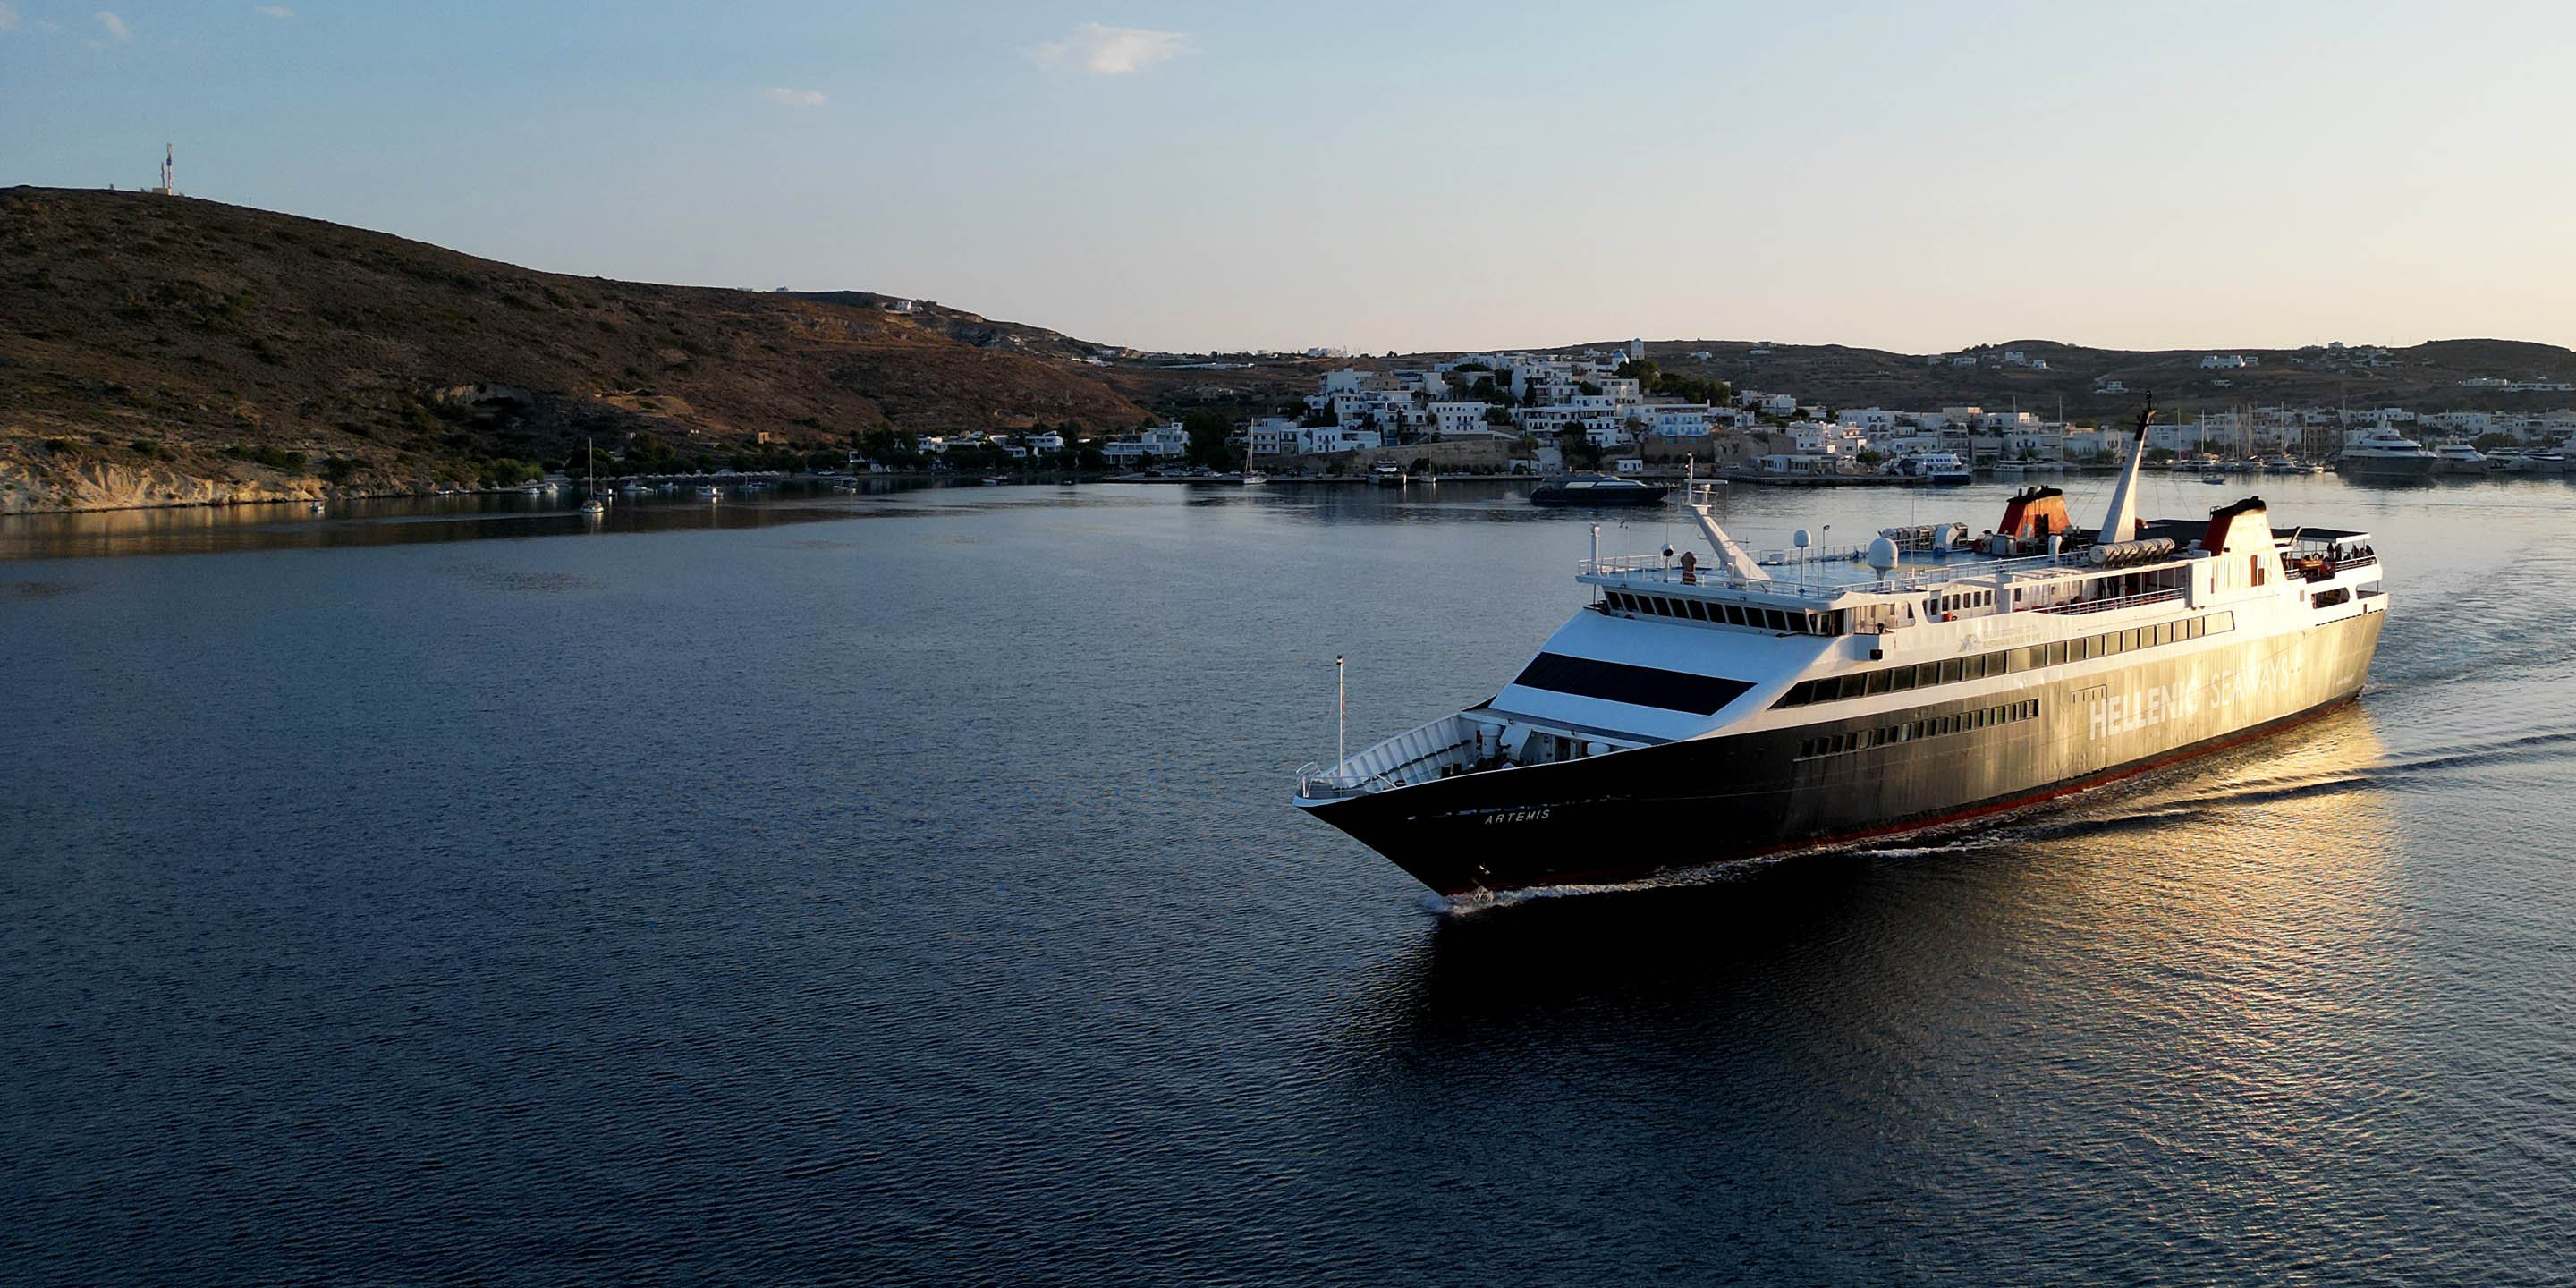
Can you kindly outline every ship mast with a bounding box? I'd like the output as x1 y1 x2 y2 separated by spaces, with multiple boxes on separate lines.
2095 396 2157 544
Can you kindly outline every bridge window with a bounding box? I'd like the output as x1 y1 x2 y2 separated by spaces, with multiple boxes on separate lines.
1511 653 1755 716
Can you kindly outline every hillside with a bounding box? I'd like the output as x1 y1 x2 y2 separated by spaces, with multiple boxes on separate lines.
9 185 2572 513
1059 333 2576 441
0 187 1151 511
1628 336 2576 422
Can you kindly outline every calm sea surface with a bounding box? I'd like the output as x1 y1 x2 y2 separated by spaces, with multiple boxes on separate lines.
4 475 2572 1285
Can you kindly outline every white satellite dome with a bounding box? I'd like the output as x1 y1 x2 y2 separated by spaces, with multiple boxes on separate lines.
1866 535 1901 576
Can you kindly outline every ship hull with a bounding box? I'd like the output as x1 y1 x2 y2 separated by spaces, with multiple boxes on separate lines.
1301 608 2383 894
2339 454 2436 480
1530 488 1669 506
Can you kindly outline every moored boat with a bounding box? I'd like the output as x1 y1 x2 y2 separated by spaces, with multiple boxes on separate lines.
2339 429 2438 479
2431 443 2490 476
1886 451 1973 484
1530 472 1670 506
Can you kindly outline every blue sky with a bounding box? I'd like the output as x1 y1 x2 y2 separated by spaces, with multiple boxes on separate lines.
6 2 2572 354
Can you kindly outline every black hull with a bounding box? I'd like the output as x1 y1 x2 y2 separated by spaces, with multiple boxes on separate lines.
2338 458 2437 481
1530 491 1669 507
1301 609 2383 894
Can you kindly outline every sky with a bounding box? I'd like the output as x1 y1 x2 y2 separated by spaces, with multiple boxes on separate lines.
6 1 2573 355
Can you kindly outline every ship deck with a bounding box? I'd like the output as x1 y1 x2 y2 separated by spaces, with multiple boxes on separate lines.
1581 521 2377 605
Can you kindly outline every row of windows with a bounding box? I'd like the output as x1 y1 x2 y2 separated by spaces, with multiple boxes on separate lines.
1773 612 2237 709
1797 699 2044 759
1934 589 1994 615
1602 591 1846 637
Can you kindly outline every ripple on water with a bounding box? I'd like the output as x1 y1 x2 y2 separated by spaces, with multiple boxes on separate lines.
3 479 2573 1286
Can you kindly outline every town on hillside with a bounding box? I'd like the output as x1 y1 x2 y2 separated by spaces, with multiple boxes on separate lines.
880 339 2576 479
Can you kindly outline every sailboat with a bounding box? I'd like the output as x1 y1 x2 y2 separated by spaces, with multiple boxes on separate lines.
581 443 608 516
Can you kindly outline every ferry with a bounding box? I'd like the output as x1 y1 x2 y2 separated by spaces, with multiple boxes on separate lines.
1293 408 2388 895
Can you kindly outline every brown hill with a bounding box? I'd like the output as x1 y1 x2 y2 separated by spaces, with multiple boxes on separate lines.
0 187 1150 511
1631 336 2576 422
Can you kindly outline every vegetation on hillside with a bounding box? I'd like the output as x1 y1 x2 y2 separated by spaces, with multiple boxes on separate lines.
0 186 1150 507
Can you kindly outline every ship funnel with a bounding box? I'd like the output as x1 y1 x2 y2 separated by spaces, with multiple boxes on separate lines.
2096 397 2157 545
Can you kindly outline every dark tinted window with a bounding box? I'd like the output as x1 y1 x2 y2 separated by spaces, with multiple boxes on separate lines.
1510 653 1754 716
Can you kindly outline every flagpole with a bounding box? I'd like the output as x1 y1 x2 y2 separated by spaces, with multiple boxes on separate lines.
1335 655 1346 780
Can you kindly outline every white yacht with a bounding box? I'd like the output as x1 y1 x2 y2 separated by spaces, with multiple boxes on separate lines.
2431 443 2490 476
2338 429 2438 479
1887 451 1974 484
1294 407 2387 895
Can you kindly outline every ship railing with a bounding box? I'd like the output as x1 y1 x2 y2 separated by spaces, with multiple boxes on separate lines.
2033 587 2187 616
1296 718 1485 800
1582 547 2086 599
1297 764 1395 800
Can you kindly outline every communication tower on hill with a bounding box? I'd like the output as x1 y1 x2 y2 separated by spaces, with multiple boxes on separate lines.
148 144 176 196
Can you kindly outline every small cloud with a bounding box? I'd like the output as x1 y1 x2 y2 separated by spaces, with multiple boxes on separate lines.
0 4 21 33
254 4 294 16
95 9 129 39
1029 22 1191 76
761 87 826 106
